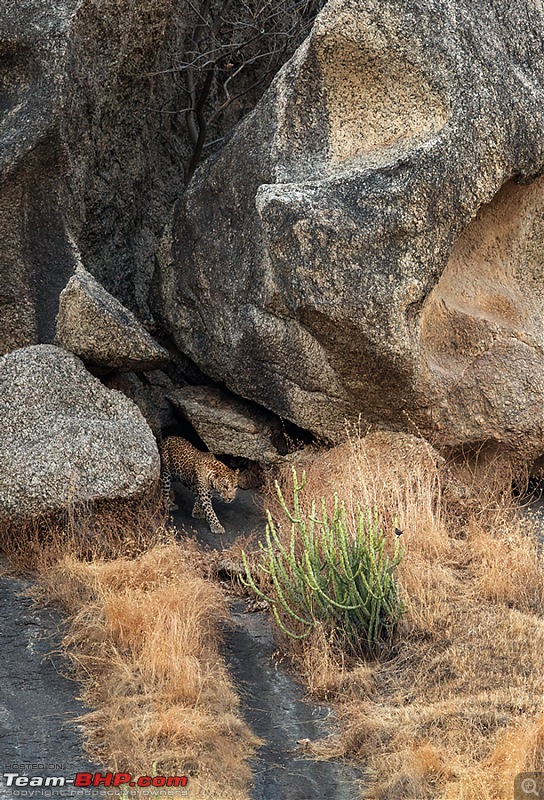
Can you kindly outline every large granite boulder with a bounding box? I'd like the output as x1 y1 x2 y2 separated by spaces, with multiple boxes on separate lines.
0 345 159 522
418 179 544 460
0 0 81 355
155 0 544 461
0 0 315 357
55 267 169 372
101 371 171 442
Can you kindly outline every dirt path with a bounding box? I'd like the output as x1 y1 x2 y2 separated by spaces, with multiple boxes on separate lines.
171 484 364 800
0 568 99 798
0 483 364 800
170 483 268 549
226 601 363 800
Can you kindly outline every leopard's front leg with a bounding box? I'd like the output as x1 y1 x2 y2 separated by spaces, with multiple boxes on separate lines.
194 480 225 535
191 499 205 519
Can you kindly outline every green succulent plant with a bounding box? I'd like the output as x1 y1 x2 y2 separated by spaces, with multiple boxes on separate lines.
242 468 404 655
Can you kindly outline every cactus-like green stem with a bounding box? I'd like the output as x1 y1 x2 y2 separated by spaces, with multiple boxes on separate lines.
242 469 405 655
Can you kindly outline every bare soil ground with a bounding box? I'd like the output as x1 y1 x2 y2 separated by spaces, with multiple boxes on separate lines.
0 564 99 798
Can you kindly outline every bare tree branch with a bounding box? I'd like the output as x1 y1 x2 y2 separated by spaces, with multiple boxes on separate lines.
161 0 327 183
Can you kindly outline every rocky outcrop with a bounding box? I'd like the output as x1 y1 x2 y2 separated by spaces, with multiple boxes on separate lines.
418 179 544 460
101 371 176 441
55 267 169 372
0 0 190 354
0 0 315 358
2 0 543 468
155 0 544 462
0 0 81 355
168 386 286 461
0 345 159 522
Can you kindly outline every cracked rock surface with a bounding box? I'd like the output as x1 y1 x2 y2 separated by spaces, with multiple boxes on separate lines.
55 267 169 373
156 0 544 461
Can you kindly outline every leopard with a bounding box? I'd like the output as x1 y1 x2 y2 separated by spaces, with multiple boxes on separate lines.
159 436 238 535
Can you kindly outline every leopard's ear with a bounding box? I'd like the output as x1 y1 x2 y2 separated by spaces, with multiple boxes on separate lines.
235 468 240 477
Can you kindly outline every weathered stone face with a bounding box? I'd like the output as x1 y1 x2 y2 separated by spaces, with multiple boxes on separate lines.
155 0 544 460
168 385 286 462
0 345 160 522
418 179 544 459
0 0 81 354
55 267 169 372
0 0 190 354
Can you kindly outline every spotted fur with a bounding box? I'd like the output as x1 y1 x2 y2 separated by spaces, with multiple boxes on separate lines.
159 436 238 534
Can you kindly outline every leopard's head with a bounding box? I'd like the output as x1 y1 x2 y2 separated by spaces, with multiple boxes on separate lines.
212 467 239 503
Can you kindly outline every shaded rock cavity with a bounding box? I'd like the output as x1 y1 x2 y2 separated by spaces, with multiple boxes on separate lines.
168 385 288 462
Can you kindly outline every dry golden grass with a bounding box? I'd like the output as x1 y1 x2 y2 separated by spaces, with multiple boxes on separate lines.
264 431 544 800
1 493 258 800
35 544 259 800
466 515 543 614
3 434 542 799
0 489 170 573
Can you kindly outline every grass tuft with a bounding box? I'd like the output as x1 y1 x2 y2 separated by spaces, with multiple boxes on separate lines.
35 544 260 799
263 431 544 799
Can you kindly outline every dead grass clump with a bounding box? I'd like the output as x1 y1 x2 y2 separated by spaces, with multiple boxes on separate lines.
35 544 259 800
296 623 349 700
397 554 460 635
466 516 543 614
0 488 170 574
267 431 451 560
448 714 544 800
263 431 544 799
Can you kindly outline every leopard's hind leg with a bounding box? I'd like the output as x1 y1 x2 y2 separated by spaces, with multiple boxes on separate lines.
160 460 178 512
